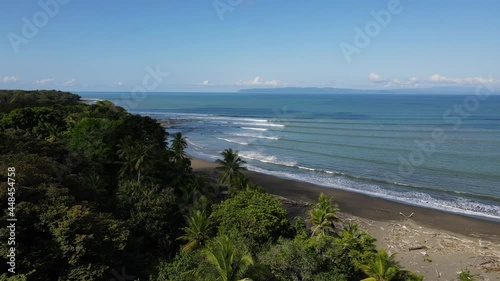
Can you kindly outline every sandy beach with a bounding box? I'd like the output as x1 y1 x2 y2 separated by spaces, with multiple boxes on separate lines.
191 157 500 280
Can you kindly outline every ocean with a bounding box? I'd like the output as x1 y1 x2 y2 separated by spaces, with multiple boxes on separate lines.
77 92 500 221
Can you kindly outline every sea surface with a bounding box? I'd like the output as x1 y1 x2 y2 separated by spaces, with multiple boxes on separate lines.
77 92 500 221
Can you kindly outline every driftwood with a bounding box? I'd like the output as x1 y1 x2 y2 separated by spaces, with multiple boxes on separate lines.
399 212 414 219
479 260 493 266
409 246 428 251
482 266 500 272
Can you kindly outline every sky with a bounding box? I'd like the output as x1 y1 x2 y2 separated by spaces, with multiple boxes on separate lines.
0 0 499 92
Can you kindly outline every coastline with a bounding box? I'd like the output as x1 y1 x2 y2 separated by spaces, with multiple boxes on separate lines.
192 157 500 279
191 157 500 241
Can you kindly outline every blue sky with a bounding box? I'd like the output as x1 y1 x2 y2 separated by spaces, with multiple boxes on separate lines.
0 0 499 92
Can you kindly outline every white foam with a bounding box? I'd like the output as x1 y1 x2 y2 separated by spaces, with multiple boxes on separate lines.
131 112 270 124
239 151 297 167
234 122 285 127
230 133 279 140
242 127 268 131
190 150 219 160
187 139 203 149
297 166 316 171
246 166 500 221
217 138 249 146
195 116 269 123
134 111 211 118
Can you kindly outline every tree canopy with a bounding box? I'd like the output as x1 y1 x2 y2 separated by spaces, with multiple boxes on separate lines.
0 90 422 281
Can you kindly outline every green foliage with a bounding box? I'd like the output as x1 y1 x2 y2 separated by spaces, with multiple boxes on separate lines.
294 216 309 239
200 235 254 281
257 238 321 281
0 90 80 113
151 251 201 281
171 132 188 161
212 190 292 247
178 176 213 215
311 271 348 281
457 268 478 281
177 210 214 252
398 271 424 281
329 223 378 279
0 91 423 281
0 91 187 280
0 273 29 281
307 193 340 237
0 107 67 139
357 249 400 281
37 191 129 280
117 114 168 149
87 100 127 120
215 148 247 186
116 136 154 183
116 181 181 253
230 174 264 194
68 117 117 163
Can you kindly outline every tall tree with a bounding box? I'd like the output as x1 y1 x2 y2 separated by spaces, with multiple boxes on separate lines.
211 190 291 247
307 193 340 237
357 250 400 281
177 210 213 252
171 132 188 162
116 137 152 184
202 236 254 281
215 148 247 186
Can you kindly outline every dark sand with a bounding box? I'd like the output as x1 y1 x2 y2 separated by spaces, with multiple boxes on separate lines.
191 157 500 242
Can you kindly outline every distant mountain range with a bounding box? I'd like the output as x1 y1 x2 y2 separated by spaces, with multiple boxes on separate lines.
237 87 481 94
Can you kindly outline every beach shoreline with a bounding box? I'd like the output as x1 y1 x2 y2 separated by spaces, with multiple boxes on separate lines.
192 156 500 279
191 157 500 242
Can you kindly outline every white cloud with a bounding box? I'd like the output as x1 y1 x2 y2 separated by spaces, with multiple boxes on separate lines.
236 76 287 87
202 80 211 85
113 81 123 86
35 78 55 85
385 77 418 87
376 74 498 88
428 74 496 85
368 72 384 82
369 72 417 87
0 76 20 83
63 78 76 86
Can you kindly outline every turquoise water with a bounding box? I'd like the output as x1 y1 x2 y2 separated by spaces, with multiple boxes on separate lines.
78 92 500 221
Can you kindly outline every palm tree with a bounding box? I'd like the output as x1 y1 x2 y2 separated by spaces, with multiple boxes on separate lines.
357 249 400 281
244 182 262 192
231 173 249 190
335 223 377 273
176 210 212 252
202 235 254 281
171 132 188 162
316 193 337 213
215 148 247 186
307 193 340 237
117 137 152 184
338 223 377 253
